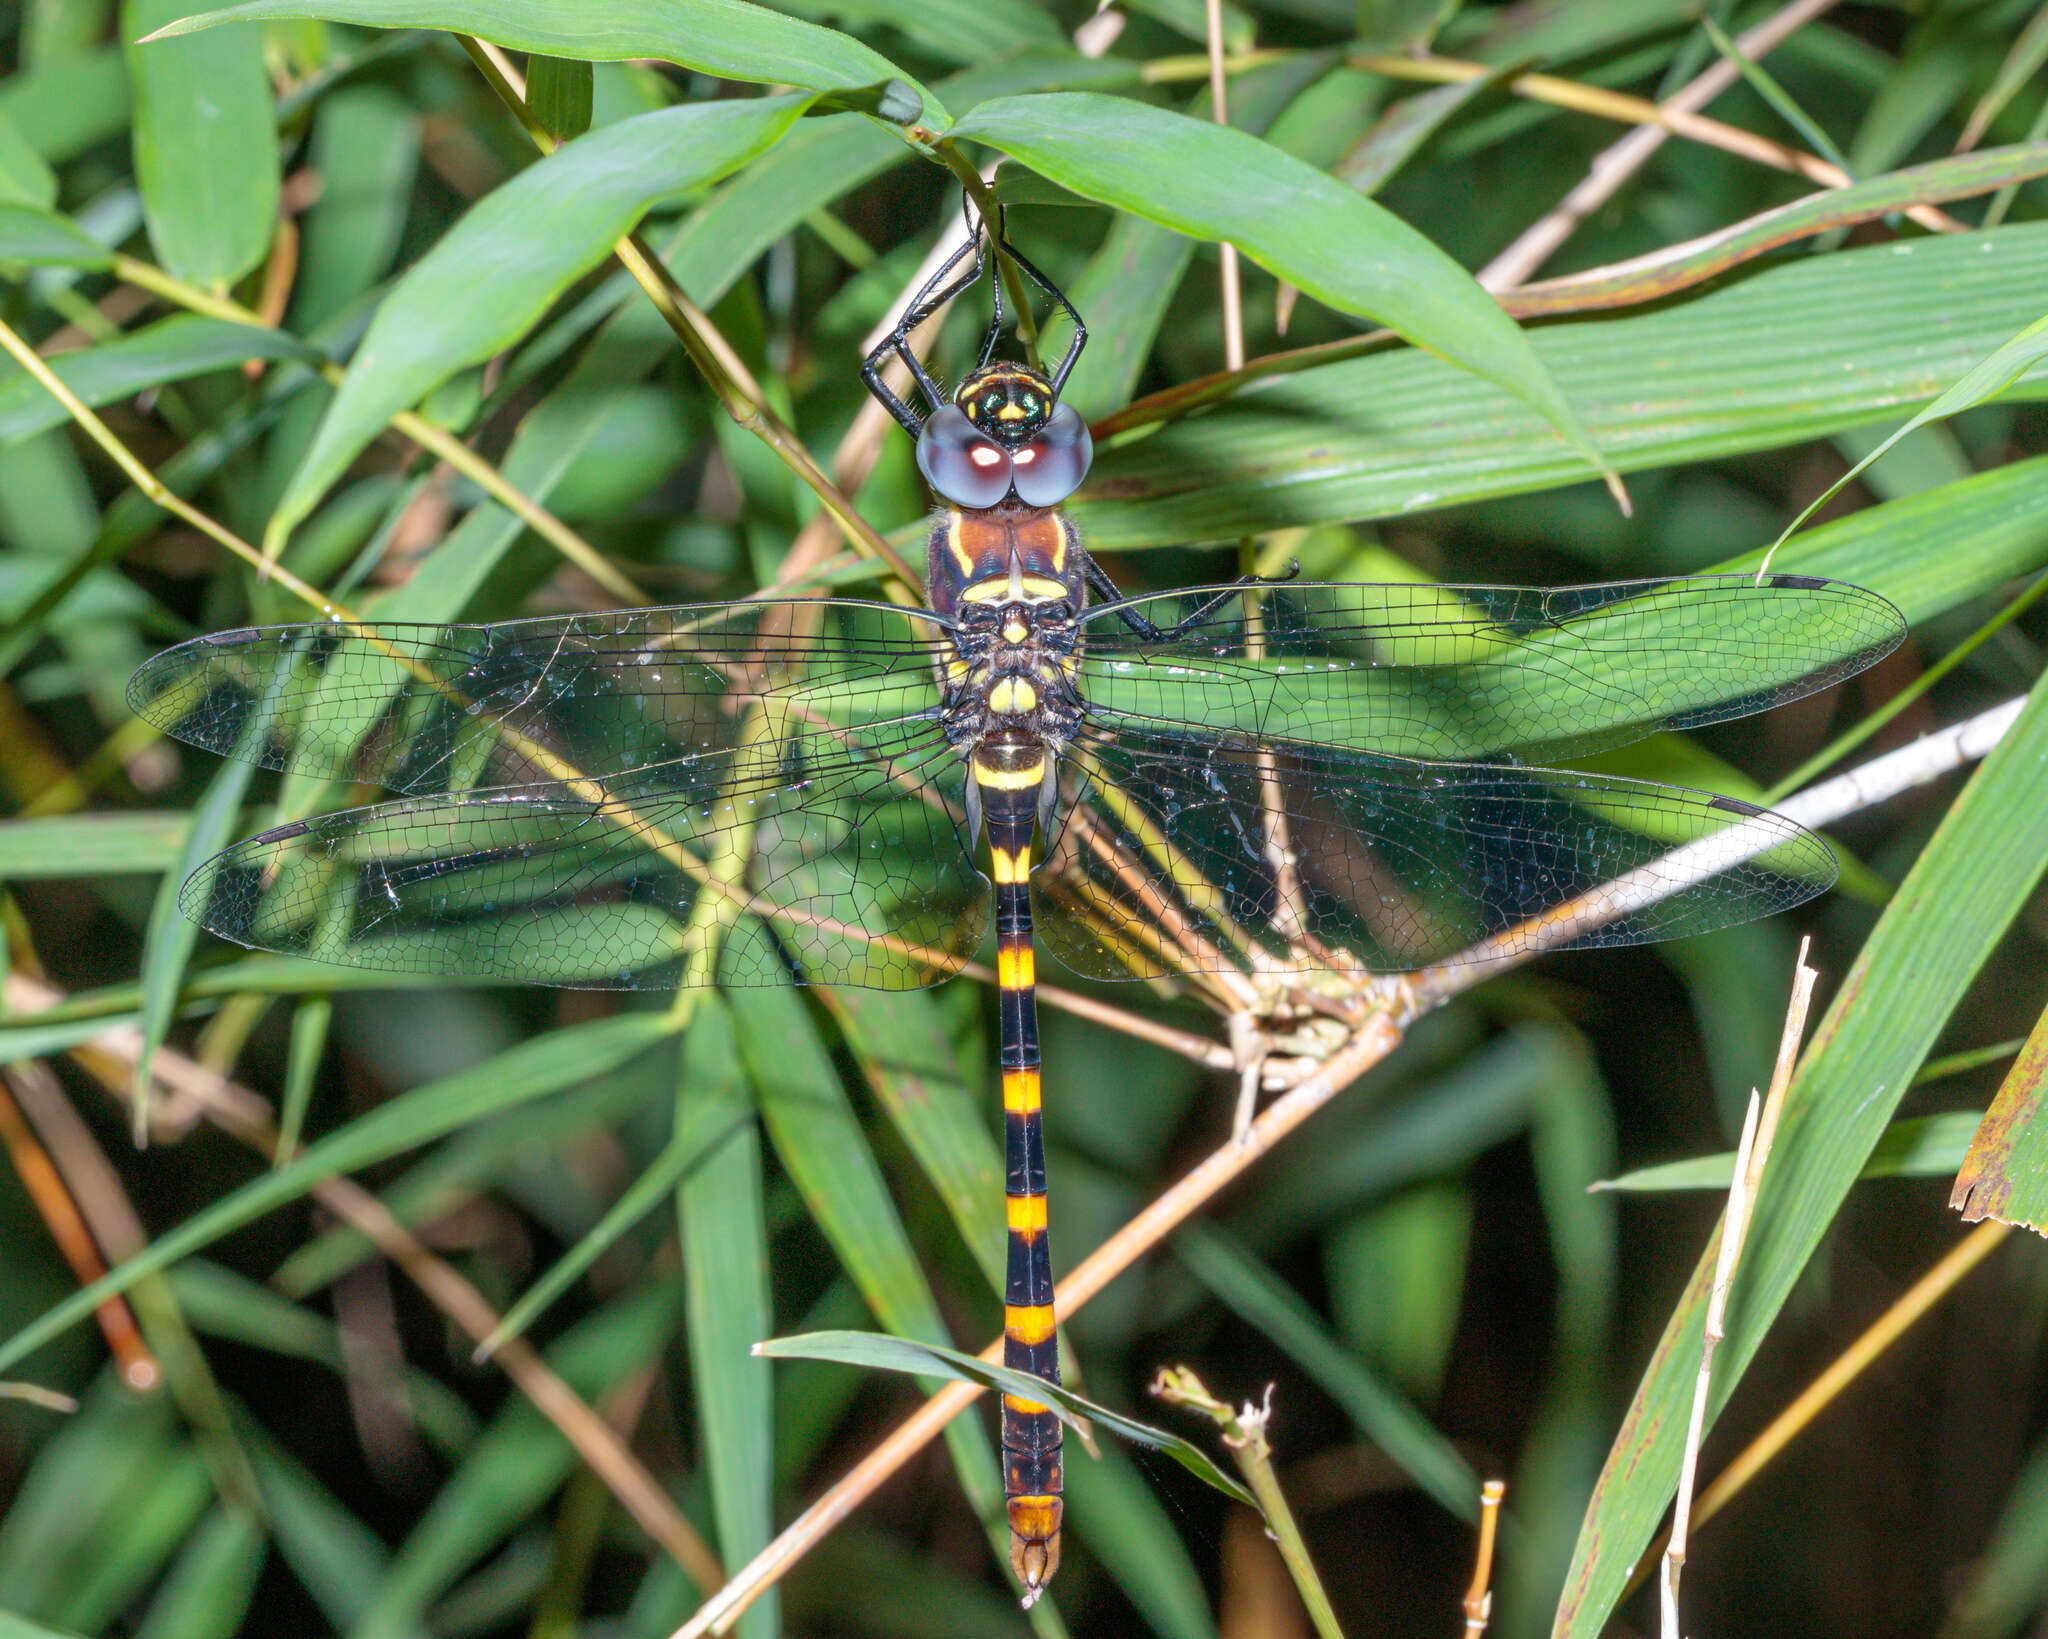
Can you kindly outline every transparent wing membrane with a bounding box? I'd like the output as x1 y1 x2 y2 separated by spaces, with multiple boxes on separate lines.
182 725 985 989
1037 726 1837 981
128 599 953 795
1077 575 1905 763
137 575 1902 991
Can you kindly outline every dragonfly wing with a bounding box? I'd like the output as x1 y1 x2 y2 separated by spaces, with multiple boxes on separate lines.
182 728 986 990
129 599 953 794
1034 725 1835 981
1075 575 1904 762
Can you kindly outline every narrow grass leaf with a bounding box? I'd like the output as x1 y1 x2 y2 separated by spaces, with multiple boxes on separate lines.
123 0 279 288
758 1330 1258 1512
1960 5 2048 150
1597 1110 1989 1193
1556 673 2048 1637
822 987 1005 1293
1335 62 1522 196
242 1428 391 1628
0 1011 676 1373
0 812 204 877
133 1503 266 1639
0 1615 89 1639
1175 1221 1478 1518
1951 1004 2048 1232
143 0 944 127
1942 1425 2048 1638
1765 310 2048 569
727 983 1018 1573
950 93 1614 491
0 316 317 448
677 1000 775 1639
266 92 817 554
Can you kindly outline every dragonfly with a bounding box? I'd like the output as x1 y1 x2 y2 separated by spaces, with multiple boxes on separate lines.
128 217 1906 1605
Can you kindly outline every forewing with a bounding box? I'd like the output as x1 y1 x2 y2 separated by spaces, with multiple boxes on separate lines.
181 725 986 990
1035 726 1836 981
1075 575 1904 762
129 599 953 795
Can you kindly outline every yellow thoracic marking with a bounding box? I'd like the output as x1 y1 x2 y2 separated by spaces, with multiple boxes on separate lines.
960 575 1070 605
1006 1303 1057 1344
1003 1068 1041 1111
1002 618 1029 644
987 677 1039 715
946 510 974 577
997 943 1036 988
1007 1192 1048 1231
945 656 970 683
975 759 1045 793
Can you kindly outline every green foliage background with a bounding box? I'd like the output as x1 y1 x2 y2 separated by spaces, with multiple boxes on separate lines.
3 2 2048 1636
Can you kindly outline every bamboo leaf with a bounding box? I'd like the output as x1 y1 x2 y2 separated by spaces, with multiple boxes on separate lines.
265 92 818 554
124 0 279 288
1073 224 2048 550
143 0 944 126
1556 671 2048 1636
1951 1005 2048 1232
0 203 113 267
758 1329 1260 1512
525 54 592 141
950 93 1615 492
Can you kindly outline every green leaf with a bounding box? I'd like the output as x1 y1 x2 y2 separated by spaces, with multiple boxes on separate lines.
0 811 204 877
948 92 1614 493
289 85 419 332
0 203 114 267
0 1614 90 1639
1072 223 2048 551
143 0 944 127
1951 1003 2048 1231
758 1329 1259 1513
823 987 1006 1294
0 1011 677 1374
0 101 59 208
133 1504 266 1639
1173 1221 1478 1519
243 1431 391 1629
0 45 131 164
0 315 318 448
1765 309 2048 567
775 0 1062 64
124 0 280 288
526 54 592 140
1556 671 2048 1636
1596 1109 1989 1192
677 1001 777 1639
265 91 818 555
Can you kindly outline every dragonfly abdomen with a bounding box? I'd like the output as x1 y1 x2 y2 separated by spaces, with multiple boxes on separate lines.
981 753 1063 1602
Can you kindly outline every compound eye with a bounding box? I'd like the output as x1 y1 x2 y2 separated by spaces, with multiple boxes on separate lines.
917 406 1013 510
1008 401 1093 507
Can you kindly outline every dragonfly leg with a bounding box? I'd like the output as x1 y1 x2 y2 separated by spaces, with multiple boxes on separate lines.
1083 555 1304 643
861 222 989 438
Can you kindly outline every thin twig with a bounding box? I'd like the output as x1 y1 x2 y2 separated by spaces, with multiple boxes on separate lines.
1462 1479 1506 1635
1477 0 1917 291
1664 941 1816 1639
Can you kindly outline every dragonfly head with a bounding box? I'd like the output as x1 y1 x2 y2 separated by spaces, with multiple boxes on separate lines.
918 363 1092 510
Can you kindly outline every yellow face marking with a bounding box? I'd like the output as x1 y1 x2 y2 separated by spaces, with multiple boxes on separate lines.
1007 1193 1048 1232
975 760 1045 792
1005 1303 1057 1344
997 943 1036 988
1003 1068 1041 1112
961 581 1011 605
1019 576 1068 601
